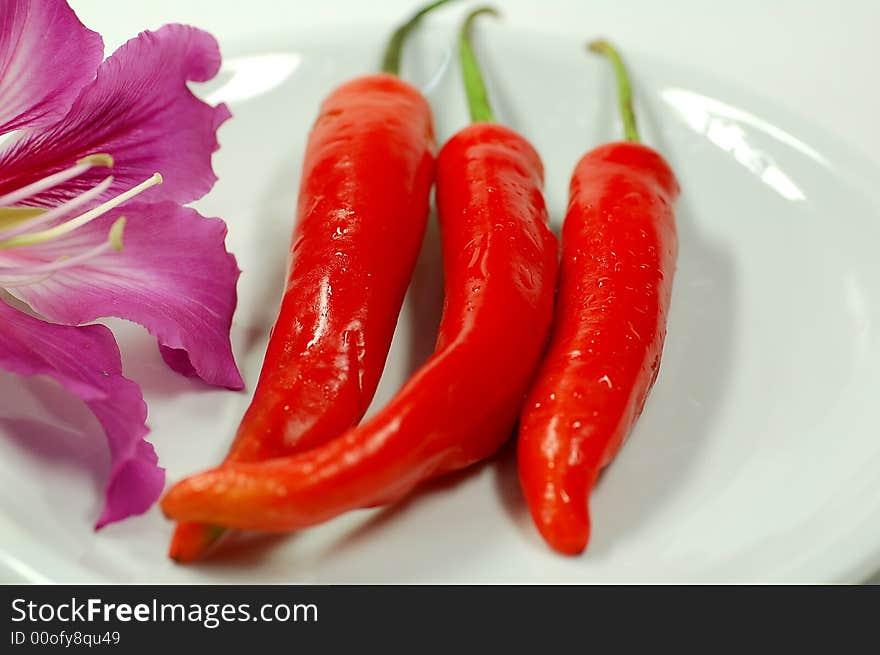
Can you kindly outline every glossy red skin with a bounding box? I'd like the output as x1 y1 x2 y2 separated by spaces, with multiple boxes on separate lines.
161 123 558 531
168 74 435 556
517 142 679 555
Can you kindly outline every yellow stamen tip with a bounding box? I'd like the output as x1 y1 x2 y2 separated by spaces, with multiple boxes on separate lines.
152 172 163 185
0 207 46 229
109 216 126 252
77 153 115 168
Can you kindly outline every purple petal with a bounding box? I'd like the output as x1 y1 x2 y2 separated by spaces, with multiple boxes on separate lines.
0 23 229 206
0 299 163 528
0 0 103 135
8 201 244 390
159 346 201 379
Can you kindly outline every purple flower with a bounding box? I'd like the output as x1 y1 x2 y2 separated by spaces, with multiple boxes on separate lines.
0 0 243 528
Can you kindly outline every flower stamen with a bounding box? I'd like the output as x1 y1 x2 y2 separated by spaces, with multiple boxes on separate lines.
0 173 161 250
109 216 126 252
0 217 127 287
0 153 114 208
0 176 114 240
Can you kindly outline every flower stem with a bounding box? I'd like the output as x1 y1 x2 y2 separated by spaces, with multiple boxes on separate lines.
459 6 499 124
381 0 457 76
588 39 641 143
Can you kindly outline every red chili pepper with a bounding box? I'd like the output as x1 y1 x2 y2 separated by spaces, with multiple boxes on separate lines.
160 7 558 534
517 40 679 555
167 1 456 562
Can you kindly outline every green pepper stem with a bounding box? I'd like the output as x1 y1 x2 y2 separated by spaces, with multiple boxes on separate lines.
459 7 499 123
381 0 457 76
588 39 641 143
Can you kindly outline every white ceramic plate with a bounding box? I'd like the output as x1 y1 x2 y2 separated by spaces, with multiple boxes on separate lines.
2 0 879 583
